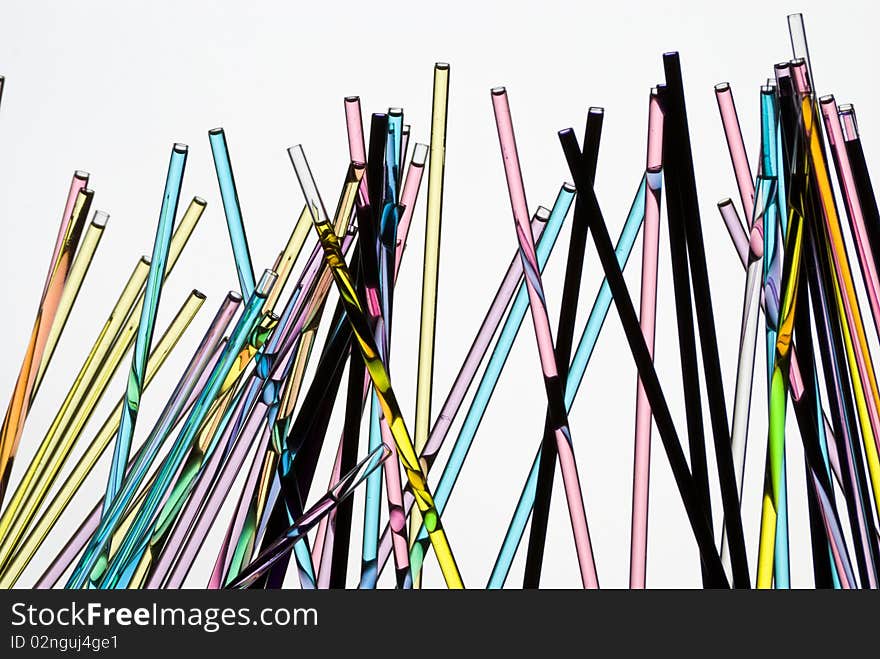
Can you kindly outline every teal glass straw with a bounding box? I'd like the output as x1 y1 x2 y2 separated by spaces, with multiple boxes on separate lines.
405 184 576 581
210 128 256 300
104 144 187 510
487 177 646 588
67 271 276 588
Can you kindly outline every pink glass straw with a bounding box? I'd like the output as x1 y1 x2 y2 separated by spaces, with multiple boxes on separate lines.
715 84 754 226
491 86 597 588
630 88 664 588
820 95 880 346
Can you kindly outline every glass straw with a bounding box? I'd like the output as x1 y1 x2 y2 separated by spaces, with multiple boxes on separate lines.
715 83 755 225
409 65 450 578
15 300 235 588
630 88 664 588
820 96 880 346
212 225 358 588
0 188 92 505
40 171 90 307
359 144 426 587
106 143 188 508
210 128 256 299
0 287 204 577
33 209 109 394
720 178 768 577
31 172 92 392
800 85 880 525
226 445 390 590
33 335 228 589
289 146 464 588
491 87 597 588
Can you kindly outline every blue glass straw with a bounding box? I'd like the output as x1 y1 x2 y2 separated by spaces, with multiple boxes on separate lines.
210 128 256 300
105 144 186 510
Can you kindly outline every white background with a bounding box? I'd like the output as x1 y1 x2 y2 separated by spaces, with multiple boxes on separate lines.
1 0 878 588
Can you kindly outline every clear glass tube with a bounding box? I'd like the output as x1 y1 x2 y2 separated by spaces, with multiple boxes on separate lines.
226 445 390 589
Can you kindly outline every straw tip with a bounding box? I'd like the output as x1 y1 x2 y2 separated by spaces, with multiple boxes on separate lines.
92 210 110 228
490 86 506 95
588 106 604 115
717 198 733 208
536 206 551 221
192 290 207 300
193 196 207 206
173 143 188 153
714 82 730 92
228 291 243 303
562 182 576 194
819 94 834 104
208 127 224 136
74 170 90 180
435 62 450 70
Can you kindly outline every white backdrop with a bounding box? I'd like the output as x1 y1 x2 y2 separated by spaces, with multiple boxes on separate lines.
1 0 878 588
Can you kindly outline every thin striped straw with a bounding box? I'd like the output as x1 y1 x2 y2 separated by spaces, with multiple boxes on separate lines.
491 86 597 588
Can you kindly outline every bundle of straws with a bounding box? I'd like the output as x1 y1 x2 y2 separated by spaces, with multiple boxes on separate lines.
0 13 878 589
